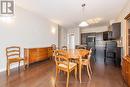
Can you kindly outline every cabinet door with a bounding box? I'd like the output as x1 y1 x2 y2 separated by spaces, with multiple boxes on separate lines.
128 29 130 55
111 22 121 39
108 31 112 40
122 58 129 83
29 49 38 63
122 59 125 79
37 48 48 61
128 61 130 87
103 31 108 40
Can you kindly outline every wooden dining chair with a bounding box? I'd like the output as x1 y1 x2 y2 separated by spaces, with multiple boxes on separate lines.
51 44 57 50
50 44 57 60
6 46 25 76
54 50 77 87
75 45 86 49
78 48 92 83
62 46 67 50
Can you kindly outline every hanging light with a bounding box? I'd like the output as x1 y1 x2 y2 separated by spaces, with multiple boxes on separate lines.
79 21 88 27
79 3 89 27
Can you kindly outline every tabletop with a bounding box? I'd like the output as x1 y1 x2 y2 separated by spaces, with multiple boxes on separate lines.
66 49 89 59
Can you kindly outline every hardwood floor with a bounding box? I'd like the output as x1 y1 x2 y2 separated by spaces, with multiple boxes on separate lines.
0 58 127 87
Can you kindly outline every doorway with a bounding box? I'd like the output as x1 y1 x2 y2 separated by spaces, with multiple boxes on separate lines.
67 34 75 49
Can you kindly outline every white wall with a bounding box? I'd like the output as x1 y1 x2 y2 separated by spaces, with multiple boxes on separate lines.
115 1 130 56
0 6 58 72
58 27 67 49
80 26 108 33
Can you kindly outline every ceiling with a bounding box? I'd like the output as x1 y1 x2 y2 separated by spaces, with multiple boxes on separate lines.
16 0 128 28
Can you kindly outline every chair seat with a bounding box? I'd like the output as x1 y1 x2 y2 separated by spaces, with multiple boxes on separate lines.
58 62 77 70
8 58 24 63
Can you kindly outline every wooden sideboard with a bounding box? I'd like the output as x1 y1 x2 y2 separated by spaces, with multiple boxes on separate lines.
122 56 130 87
24 47 53 67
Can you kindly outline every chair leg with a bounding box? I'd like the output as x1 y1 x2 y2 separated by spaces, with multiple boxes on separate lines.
75 66 77 79
66 72 70 87
6 62 8 72
27 63 29 68
58 69 61 73
7 62 10 76
50 56 52 60
87 65 91 80
89 63 92 75
79 64 82 83
55 68 58 81
18 61 20 70
23 60 26 70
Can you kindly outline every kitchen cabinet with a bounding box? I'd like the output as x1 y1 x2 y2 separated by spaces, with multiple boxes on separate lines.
103 22 121 40
103 31 109 40
111 22 121 40
103 31 113 40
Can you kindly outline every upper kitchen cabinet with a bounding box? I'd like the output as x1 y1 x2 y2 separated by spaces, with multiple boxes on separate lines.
111 22 121 40
103 31 113 40
103 31 108 40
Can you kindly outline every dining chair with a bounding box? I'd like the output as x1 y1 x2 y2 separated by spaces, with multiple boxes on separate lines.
78 48 92 83
62 46 67 50
50 44 57 60
48 47 53 60
54 50 77 87
51 44 57 50
75 45 86 49
6 46 25 76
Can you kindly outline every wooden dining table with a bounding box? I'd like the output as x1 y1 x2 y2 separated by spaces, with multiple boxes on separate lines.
66 49 91 83
65 49 90 59
53 49 91 85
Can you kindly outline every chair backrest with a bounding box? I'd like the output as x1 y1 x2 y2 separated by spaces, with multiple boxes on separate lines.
53 50 70 69
88 48 92 60
75 45 86 49
51 44 57 50
62 46 67 50
78 49 89 58
6 46 20 59
78 48 92 61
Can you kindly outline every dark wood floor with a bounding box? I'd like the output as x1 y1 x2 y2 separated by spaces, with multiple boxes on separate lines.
0 57 127 87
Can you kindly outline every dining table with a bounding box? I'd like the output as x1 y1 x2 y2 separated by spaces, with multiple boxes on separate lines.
65 49 90 59
65 49 91 83
53 48 91 84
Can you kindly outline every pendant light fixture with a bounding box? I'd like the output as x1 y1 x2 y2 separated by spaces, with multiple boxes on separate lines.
79 3 89 27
